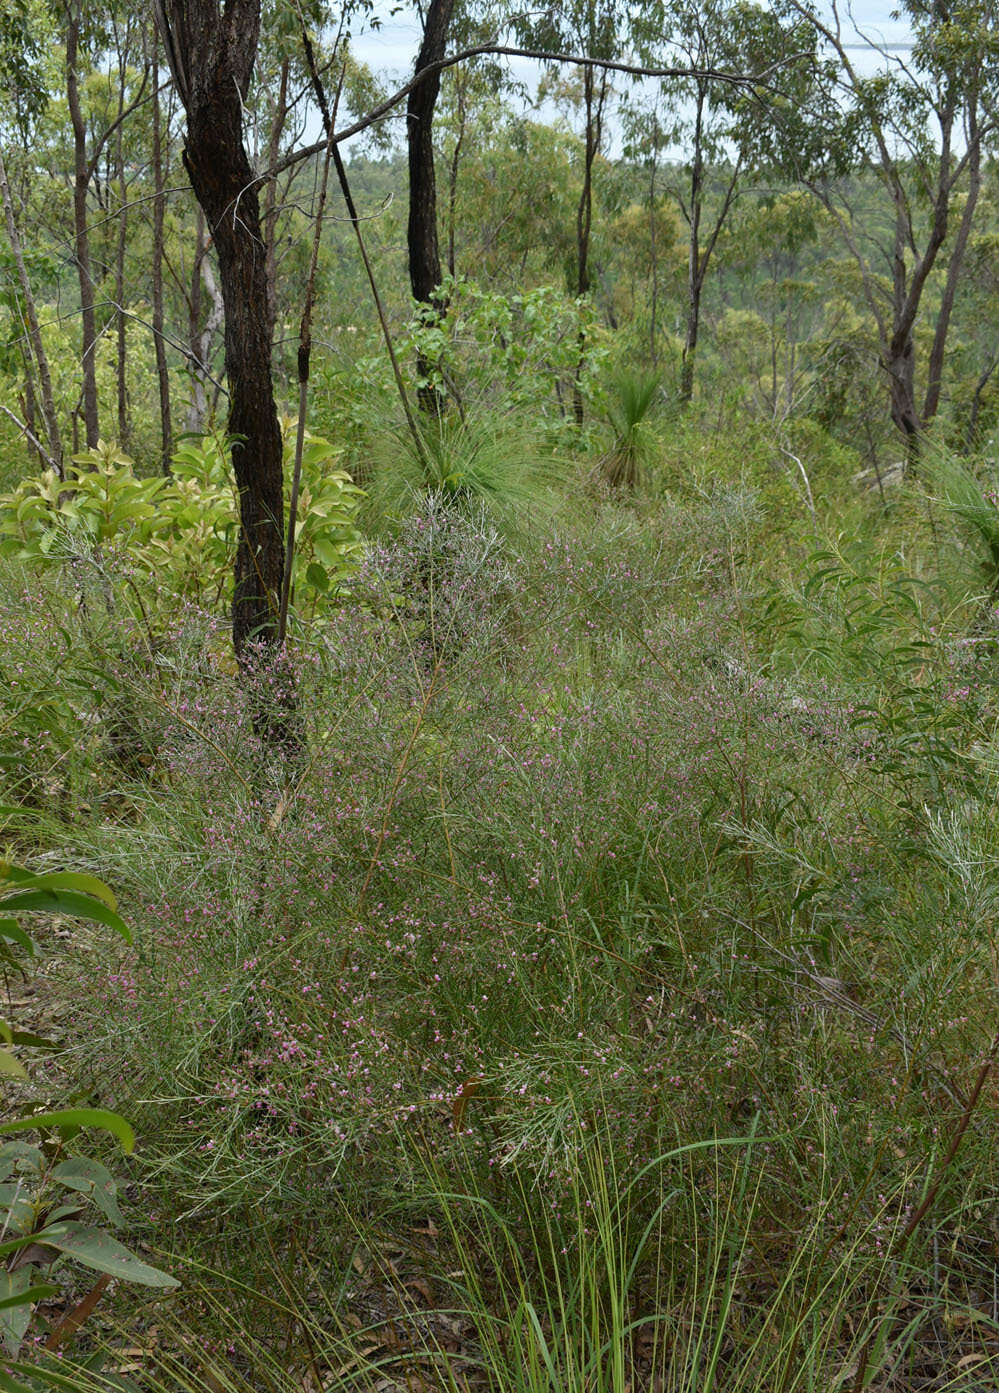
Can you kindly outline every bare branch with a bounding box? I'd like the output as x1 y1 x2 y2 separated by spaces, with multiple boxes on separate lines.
0 405 59 473
271 42 807 178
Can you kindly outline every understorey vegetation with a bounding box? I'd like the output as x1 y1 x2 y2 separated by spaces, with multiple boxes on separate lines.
3 0 999 1387
4 430 999 1388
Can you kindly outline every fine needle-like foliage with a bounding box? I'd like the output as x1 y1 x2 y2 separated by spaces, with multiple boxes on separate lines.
602 368 664 489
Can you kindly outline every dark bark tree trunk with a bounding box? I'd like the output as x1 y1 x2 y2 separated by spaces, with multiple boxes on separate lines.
884 330 921 468
572 65 606 425
155 0 286 668
881 155 951 468
678 87 740 407
407 0 454 415
680 85 707 404
65 0 101 449
924 128 981 427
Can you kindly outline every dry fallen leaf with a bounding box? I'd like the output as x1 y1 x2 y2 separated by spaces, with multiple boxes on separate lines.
451 1076 484 1131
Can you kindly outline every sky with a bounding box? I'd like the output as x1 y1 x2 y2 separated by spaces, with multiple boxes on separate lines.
347 2 917 85
344 2 916 155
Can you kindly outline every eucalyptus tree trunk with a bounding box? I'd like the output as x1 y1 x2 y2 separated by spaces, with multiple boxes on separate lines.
572 65 607 425
65 0 100 449
648 150 660 366
445 66 467 279
0 146 63 473
186 209 224 433
407 0 454 415
680 85 706 404
882 165 950 470
114 121 130 447
150 41 173 474
155 0 287 670
924 126 982 428
263 57 289 346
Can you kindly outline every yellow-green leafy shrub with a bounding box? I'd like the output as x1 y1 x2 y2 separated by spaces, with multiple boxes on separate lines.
0 428 365 613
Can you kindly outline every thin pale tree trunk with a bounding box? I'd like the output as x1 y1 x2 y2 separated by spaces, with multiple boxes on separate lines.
446 68 466 279
0 145 62 473
151 40 173 473
263 57 289 345
115 122 130 447
648 151 659 366
186 208 223 433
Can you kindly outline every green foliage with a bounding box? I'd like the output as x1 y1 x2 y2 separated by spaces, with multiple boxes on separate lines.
0 428 365 613
925 449 999 582
281 424 367 600
5 4 999 1376
0 0 49 134
4 416 999 1382
0 859 176 1367
333 278 609 448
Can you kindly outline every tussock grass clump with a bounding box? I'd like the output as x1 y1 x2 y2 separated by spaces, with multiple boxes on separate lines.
360 415 569 538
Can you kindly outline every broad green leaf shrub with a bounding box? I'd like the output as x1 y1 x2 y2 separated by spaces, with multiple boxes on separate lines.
404 277 610 428
0 427 365 614
0 861 177 1366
